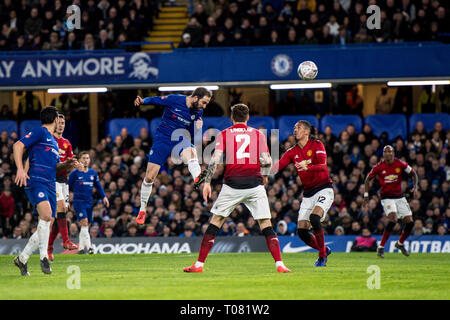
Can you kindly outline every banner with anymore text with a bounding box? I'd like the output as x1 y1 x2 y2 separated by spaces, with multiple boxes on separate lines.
0 235 449 256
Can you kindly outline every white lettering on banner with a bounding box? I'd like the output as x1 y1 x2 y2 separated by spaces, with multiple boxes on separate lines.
37 60 52 77
389 240 450 253
93 242 191 254
430 241 441 253
18 58 127 78
0 61 15 78
442 241 450 253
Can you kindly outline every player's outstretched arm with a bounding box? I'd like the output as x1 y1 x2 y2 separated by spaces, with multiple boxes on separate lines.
57 157 78 172
134 96 144 107
363 174 374 204
203 149 223 201
410 169 419 198
13 141 29 187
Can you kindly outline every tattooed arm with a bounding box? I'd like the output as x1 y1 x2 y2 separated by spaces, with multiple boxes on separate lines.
203 149 223 201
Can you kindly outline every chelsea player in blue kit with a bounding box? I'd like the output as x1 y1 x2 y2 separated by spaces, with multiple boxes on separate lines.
133 87 212 224
13 106 78 276
68 151 109 254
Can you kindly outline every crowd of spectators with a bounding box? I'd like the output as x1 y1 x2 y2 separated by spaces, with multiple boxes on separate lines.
0 0 158 52
179 0 450 48
0 116 449 241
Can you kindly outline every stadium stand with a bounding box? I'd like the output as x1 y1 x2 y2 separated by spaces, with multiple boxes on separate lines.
277 115 319 142
107 118 148 139
320 115 362 137
19 120 41 138
0 121 18 136
365 114 407 141
409 113 450 134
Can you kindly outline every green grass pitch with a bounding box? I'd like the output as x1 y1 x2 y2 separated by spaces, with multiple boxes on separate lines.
0 253 448 300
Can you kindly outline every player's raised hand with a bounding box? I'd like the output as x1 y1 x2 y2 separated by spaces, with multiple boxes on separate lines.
103 197 110 208
203 182 212 202
134 96 144 107
15 168 29 187
195 118 203 130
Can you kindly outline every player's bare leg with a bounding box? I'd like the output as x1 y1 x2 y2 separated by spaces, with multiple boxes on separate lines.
378 212 397 258
137 162 160 224
184 215 225 273
181 147 205 190
78 218 93 254
395 216 414 256
15 201 52 275
258 218 291 273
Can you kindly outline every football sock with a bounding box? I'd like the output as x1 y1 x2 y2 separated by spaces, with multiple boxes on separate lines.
310 214 326 258
139 180 153 212
19 230 39 264
80 226 91 249
78 227 85 251
198 224 220 263
48 220 59 250
262 227 282 262
380 221 395 247
37 219 51 260
398 222 414 244
57 212 69 243
188 158 201 180
297 228 319 250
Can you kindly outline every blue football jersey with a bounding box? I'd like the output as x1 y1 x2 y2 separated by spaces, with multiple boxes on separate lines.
20 126 60 189
68 168 106 205
142 94 203 140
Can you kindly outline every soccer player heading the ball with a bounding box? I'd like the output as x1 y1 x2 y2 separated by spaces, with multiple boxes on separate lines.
272 120 333 267
364 145 418 258
134 87 211 224
184 104 291 273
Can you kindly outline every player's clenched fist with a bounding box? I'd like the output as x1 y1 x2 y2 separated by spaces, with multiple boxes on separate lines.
134 96 144 107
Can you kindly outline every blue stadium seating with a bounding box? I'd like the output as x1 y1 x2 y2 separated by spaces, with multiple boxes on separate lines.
320 115 362 137
150 118 162 138
247 116 275 132
107 118 148 139
277 115 319 141
0 120 18 136
409 113 450 134
365 114 407 141
20 120 41 138
203 117 233 132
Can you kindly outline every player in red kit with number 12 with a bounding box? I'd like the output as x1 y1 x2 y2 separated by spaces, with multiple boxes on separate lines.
364 145 418 258
273 120 334 267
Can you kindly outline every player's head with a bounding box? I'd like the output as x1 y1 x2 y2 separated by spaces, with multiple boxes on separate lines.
230 103 249 124
40 106 58 126
383 145 394 162
56 113 65 135
78 151 90 168
294 120 318 141
190 87 212 110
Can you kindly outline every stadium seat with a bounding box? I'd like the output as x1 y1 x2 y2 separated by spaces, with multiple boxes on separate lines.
320 115 362 137
203 117 233 132
107 118 148 139
150 118 162 138
20 120 41 138
0 120 18 136
277 115 319 142
365 114 407 141
409 113 450 134
247 116 275 132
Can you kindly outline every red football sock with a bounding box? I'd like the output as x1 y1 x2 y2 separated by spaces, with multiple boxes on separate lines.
398 230 410 244
57 215 69 243
265 235 282 262
198 234 215 263
380 230 391 247
314 229 327 258
48 222 59 249
305 233 320 250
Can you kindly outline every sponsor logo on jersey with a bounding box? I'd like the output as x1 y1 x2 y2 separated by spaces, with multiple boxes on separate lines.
307 150 312 156
298 159 312 167
384 174 398 183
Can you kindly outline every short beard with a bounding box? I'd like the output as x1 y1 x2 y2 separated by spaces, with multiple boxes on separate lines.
191 100 200 111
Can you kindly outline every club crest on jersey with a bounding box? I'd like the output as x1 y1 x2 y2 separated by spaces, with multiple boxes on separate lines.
63 143 68 149
307 150 312 156
90 176 94 180
191 115 195 120
395 168 401 173
38 192 45 198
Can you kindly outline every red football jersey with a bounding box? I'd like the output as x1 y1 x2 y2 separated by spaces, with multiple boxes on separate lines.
368 158 412 199
215 123 268 189
54 135 74 181
274 139 332 197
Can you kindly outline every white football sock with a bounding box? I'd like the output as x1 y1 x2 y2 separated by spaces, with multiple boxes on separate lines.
19 231 39 264
140 180 153 212
37 219 51 260
78 227 85 250
81 226 91 249
275 261 285 268
195 261 204 268
188 158 201 180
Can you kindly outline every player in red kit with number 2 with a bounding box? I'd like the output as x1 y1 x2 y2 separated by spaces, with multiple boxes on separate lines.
364 145 418 258
273 120 333 267
184 104 290 273
48 114 79 260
